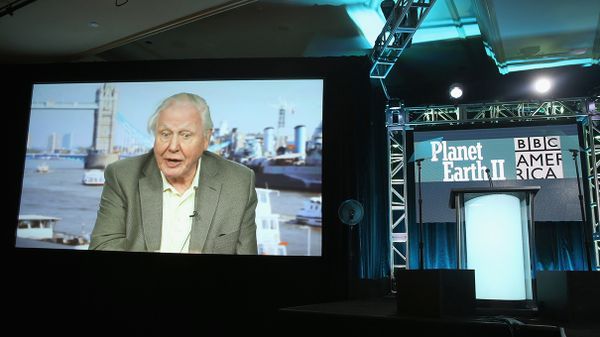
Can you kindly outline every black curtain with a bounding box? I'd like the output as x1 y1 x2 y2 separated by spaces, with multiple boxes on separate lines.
535 221 588 271
417 221 587 271
356 80 389 281
423 222 457 269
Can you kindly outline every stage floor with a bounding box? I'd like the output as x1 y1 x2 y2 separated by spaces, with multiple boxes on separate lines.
278 296 599 337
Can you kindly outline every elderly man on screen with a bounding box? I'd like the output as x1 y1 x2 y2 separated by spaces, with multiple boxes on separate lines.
90 93 258 254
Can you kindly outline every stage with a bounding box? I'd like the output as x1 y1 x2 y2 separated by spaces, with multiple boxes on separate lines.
277 296 599 337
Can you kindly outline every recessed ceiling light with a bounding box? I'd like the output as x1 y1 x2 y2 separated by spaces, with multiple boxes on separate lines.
88 21 99 28
533 78 552 94
570 48 587 55
449 83 464 99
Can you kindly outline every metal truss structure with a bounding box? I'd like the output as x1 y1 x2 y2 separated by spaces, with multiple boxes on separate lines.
370 0 436 79
388 126 409 275
387 97 600 283
581 109 600 270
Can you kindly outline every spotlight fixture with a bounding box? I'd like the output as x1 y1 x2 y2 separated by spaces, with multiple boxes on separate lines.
449 83 463 99
533 78 552 94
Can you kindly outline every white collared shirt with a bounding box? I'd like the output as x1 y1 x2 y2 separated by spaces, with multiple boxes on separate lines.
159 158 202 253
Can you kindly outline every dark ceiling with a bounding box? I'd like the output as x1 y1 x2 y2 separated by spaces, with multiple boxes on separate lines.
385 37 600 106
1 0 599 106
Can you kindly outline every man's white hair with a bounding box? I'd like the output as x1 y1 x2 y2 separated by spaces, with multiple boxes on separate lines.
147 93 213 138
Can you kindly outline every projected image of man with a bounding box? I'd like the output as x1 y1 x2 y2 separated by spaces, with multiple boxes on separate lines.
89 93 258 254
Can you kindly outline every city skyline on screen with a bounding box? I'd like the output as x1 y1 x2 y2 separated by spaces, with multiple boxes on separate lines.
28 80 323 150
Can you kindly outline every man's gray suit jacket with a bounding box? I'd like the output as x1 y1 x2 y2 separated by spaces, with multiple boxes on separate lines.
89 151 258 254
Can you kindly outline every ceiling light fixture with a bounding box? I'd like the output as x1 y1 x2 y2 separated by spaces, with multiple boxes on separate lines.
533 78 552 94
449 83 463 99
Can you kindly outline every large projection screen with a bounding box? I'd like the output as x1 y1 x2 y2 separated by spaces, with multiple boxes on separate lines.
17 80 323 256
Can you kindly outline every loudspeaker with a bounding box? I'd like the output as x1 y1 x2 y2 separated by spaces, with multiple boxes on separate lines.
536 271 600 323
395 269 475 317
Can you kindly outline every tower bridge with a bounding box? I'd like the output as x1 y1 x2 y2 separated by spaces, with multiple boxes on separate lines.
31 84 151 169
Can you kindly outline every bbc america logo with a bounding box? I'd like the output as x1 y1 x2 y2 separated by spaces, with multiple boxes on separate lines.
514 136 563 180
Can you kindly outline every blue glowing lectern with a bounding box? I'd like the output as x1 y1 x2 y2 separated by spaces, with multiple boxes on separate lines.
450 186 540 302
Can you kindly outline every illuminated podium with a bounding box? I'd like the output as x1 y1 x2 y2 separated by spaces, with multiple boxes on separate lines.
450 186 540 302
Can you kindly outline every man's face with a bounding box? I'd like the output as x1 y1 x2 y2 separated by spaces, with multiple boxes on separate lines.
153 101 210 184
